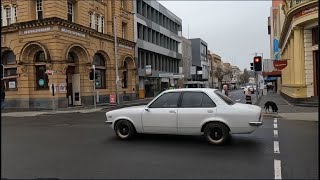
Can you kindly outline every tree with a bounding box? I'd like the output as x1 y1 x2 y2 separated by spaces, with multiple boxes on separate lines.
239 68 250 85
213 64 232 89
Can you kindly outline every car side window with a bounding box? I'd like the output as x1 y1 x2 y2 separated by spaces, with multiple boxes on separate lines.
149 92 180 108
181 92 202 108
180 92 216 108
202 93 216 107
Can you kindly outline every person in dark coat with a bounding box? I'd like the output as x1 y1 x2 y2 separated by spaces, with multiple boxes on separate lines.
1 82 5 109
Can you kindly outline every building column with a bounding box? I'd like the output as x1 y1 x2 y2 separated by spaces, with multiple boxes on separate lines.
293 27 305 85
107 0 112 34
304 29 314 97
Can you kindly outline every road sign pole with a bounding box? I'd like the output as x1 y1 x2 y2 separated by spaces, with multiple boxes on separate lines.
93 65 96 109
52 71 55 111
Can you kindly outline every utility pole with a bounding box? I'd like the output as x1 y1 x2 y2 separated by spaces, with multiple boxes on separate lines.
114 16 120 105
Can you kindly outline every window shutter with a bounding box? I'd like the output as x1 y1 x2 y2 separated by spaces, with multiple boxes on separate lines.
10 4 14 24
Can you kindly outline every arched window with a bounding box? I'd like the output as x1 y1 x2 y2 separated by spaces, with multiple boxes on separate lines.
34 51 48 90
68 52 76 63
1 51 17 90
93 53 106 89
122 61 128 88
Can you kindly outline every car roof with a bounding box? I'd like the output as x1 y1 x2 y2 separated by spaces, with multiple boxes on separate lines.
163 88 217 93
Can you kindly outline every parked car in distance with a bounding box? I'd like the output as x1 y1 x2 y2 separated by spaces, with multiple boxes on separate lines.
105 88 263 145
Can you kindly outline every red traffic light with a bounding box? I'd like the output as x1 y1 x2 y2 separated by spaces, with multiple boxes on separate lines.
254 58 260 63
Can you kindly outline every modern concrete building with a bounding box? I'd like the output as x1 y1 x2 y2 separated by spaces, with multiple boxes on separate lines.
1 0 136 109
181 36 192 83
189 38 209 86
278 0 318 104
133 0 183 98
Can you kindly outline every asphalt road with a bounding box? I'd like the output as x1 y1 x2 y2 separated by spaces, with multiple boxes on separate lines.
1 90 318 179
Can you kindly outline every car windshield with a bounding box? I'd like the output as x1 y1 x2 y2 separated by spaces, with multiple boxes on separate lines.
214 90 235 105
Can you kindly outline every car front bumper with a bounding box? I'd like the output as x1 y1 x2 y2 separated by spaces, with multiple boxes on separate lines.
249 122 263 126
105 120 113 125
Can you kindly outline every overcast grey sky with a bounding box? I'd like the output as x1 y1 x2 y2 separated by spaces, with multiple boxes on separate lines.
159 1 271 71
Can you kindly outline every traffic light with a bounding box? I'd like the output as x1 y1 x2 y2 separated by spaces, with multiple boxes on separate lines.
253 56 262 71
89 70 94 80
250 63 254 70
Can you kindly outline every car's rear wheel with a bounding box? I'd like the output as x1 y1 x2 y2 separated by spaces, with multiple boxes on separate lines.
204 122 229 145
114 120 135 140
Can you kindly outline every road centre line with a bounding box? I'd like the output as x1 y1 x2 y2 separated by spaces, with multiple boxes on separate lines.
274 159 282 179
274 141 280 153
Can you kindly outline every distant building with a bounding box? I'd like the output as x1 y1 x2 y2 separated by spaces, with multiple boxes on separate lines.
189 38 209 86
181 37 192 83
133 0 183 98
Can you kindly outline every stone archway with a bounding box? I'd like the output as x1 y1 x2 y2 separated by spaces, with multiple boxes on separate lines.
121 55 136 92
64 44 90 106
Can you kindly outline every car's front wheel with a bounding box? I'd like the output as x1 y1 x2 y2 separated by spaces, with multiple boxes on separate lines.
114 120 136 140
204 122 229 145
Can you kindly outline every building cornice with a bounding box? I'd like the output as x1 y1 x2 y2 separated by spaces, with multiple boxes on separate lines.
1 17 136 47
279 0 318 48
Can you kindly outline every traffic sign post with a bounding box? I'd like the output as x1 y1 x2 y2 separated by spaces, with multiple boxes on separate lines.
92 65 96 109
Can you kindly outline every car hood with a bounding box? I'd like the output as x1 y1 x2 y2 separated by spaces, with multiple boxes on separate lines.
233 103 262 112
106 105 147 115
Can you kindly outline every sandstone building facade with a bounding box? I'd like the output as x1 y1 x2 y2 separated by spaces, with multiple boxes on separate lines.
1 0 136 109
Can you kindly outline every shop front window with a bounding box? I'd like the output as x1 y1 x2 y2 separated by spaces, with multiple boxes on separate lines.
93 53 106 89
35 51 48 90
1 51 17 90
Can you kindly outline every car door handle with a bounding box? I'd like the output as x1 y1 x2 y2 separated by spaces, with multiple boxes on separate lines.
169 110 176 114
207 110 214 113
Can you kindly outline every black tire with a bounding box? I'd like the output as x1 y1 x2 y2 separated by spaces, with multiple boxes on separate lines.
204 122 229 145
114 120 136 140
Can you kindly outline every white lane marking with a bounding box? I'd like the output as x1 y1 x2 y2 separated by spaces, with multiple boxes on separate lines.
274 159 282 179
274 141 280 153
274 130 278 138
274 123 278 129
235 98 242 102
274 118 277 123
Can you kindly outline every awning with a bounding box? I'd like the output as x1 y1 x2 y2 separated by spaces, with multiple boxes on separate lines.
265 76 277 81
262 71 281 77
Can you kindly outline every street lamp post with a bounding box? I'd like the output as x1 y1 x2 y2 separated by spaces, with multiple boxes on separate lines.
113 16 120 105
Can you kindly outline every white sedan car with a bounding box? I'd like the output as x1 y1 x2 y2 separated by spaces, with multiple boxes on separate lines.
105 88 263 145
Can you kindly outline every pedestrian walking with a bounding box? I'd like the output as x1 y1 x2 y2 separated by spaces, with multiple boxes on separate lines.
245 88 252 104
1 82 5 109
222 85 229 96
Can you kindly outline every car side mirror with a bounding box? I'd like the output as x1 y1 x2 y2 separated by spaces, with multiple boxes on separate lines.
144 107 150 112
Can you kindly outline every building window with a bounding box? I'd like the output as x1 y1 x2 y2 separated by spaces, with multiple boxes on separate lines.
67 0 74 22
122 61 128 88
95 14 99 31
312 27 318 46
122 22 127 39
36 0 43 20
6 7 11 25
93 53 106 89
101 16 104 33
89 12 92 27
14 6 17 22
35 51 48 90
68 52 76 63
1 51 17 91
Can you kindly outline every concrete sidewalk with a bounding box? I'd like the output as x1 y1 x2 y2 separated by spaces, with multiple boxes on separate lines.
256 91 318 121
1 98 153 117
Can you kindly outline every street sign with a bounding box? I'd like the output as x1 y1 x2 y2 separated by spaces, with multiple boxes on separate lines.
273 60 287 70
190 66 196 75
110 94 116 104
